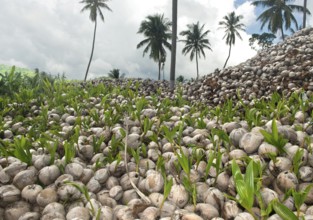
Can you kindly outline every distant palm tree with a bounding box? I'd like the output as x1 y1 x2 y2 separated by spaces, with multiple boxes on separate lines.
176 75 184 83
219 11 245 69
137 14 172 80
249 32 276 50
80 0 112 82
180 22 212 80
251 0 310 40
108 69 125 79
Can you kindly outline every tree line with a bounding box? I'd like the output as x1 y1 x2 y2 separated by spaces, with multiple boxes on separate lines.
80 0 311 82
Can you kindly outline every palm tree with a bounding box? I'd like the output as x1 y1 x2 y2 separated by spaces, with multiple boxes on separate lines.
180 22 212 80
249 32 276 50
219 11 245 69
80 0 112 82
108 69 125 79
170 0 178 90
176 75 184 83
251 0 310 40
137 14 172 80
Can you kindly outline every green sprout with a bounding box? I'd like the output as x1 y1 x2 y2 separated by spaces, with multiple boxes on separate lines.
156 155 167 179
196 117 207 129
292 148 304 177
160 176 173 209
267 199 298 220
230 159 259 219
191 147 205 170
204 150 215 180
64 141 75 165
176 148 191 179
182 176 197 208
176 147 197 207
260 119 288 154
130 148 140 172
92 135 105 154
65 181 96 216
13 136 32 166
0 139 14 162
46 140 58 165
284 184 313 218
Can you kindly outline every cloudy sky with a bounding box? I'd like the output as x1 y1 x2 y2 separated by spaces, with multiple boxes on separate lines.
0 0 312 80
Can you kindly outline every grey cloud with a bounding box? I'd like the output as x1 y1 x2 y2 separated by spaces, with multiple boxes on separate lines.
0 0 259 80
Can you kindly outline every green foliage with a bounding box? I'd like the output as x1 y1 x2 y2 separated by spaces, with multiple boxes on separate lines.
103 134 123 165
156 155 167 178
209 99 237 124
65 181 96 215
182 176 197 207
64 141 76 165
176 75 185 83
39 135 58 165
191 147 205 169
174 88 187 107
135 97 148 122
92 135 105 154
0 139 14 161
204 151 215 180
292 148 304 177
260 119 288 153
176 148 191 178
161 125 177 144
13 136 32 166
104 109 121 127
130 148 140 172
249 32 276 50
231 160 259 218
196 117 206 129
180 21 212 80
161 176 173 209
284 184 313 217
0 66 22 97
268 199 298 220
210 128 230 150
219 11 245 68
0 64 35 77
142 117 153 137
108 68 125 79
237 90 263 129
137 13 172 80
251 0 311 40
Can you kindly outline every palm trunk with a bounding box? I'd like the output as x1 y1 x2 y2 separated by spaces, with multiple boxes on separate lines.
196 51 199 80
170 0 178 90
84 19 97 82
158 59 161 80
223 44 232 69
281 27 285 40
303 0 307 29
162 64 165 80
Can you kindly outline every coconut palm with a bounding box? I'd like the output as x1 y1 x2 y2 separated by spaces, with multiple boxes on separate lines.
108 69 125 79
251 0 310 40
180 22 212 80
137 14 172 80
219 11 245 69
249 32 276 50
170 0 178 89
176 75 185 83
80 0 112 82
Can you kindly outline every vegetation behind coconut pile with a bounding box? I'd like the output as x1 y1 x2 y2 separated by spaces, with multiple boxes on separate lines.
2 32 313 220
